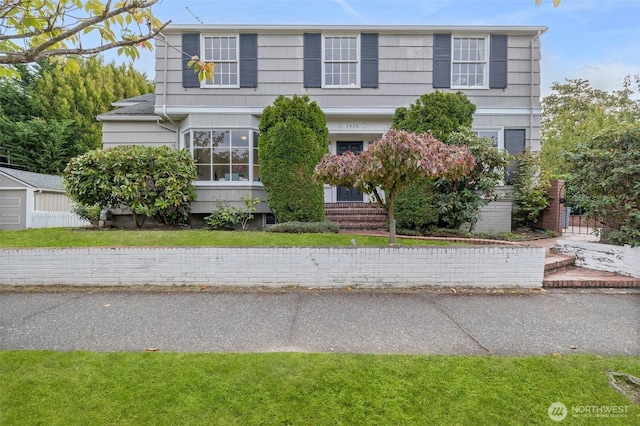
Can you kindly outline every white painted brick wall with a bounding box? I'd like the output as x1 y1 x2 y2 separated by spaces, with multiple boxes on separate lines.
556 239 640 278
0 246 545 288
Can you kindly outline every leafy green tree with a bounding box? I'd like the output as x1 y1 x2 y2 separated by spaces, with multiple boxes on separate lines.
0 57 152 173
541 77 640 177
392 91 475 141
0 0 168 78
258 95 328 223
315 129 475 244
566 125 640 247
63 145 197 227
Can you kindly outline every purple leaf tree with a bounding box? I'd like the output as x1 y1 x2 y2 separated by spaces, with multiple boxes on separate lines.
314 129 476 244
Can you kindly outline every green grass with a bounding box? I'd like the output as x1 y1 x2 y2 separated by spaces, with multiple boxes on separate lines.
0 228 458 248
1 352 638 425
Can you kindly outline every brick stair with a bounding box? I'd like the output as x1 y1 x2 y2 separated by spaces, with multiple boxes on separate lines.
540 246 640 288
325 202 387 231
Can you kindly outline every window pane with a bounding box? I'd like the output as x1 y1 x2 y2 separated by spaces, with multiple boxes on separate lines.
212 131 230 147
213 165 230 181
233 131 250 147
196 164 212 181
193 131 210 148
253 165 260 182
212 149 229 164
184 132 191 151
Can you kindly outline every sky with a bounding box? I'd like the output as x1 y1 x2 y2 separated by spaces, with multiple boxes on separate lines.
123 0 640 97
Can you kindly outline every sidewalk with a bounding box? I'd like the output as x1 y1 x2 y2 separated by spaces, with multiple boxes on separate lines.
1 288 638 355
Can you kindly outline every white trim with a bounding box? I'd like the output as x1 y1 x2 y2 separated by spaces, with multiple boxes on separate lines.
97 115 161 122
25 187 34 229
159 106 541 117
166 24 548 35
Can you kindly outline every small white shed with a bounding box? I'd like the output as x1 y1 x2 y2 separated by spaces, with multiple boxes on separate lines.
0 166 88 230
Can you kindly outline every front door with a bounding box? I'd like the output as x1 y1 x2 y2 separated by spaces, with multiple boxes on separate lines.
336 142 363 202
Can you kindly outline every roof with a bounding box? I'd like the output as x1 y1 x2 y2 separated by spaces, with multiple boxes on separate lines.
97 93 159 122
164 24 548 35
0 166 64 190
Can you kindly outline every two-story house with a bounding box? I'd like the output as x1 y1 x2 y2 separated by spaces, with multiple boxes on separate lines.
98 24 547 231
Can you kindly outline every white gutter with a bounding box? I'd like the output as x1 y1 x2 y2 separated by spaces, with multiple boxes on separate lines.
530 30 544 150
156 32 179 138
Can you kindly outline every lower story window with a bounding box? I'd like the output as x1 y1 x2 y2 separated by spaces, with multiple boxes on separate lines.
183 129 260 182
474 129 502 150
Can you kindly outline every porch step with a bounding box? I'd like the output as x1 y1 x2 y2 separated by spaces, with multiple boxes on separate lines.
325 203 387 231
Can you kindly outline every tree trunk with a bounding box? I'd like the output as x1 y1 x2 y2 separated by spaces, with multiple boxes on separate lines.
388 192 396 244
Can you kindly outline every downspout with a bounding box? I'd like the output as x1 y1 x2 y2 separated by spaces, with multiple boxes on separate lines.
530 30 543 151
156 32 179 140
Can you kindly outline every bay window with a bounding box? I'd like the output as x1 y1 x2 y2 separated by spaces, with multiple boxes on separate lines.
183 129 260 183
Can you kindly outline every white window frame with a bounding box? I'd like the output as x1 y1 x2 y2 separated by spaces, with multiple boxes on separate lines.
451 34 489 89
322 34 360 88
474 128 504 150
181 128 260 186
201 34 240 88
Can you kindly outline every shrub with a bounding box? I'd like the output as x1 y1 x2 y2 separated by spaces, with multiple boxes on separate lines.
392 91 475 141
63 145 197 227
205 196 260 230
265 221 339 234
258 95 328 223
511 148 550 229
566 125 640 246
395 131 510 232
73 204 101 223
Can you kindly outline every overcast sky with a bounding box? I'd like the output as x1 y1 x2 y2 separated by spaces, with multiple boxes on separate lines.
123 0 640 97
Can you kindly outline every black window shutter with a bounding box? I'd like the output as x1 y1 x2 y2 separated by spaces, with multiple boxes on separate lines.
240 34 258 88
361 33 379 88
489 34 508 89
432 33 451 88
504 129 526 184
182 33 201 88
304 33 322 88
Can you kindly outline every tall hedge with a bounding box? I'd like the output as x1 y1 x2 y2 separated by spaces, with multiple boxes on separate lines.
258 95 328 222
63 145 197 227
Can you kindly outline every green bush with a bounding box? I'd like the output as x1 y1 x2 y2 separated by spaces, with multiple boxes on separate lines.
567 125 640 246
73 204 101 223
205 196 260 230
265 221 339 234
395 131 510 232
258 95 328 223
392 91 475 141
63 145 197 227
511 148 550 229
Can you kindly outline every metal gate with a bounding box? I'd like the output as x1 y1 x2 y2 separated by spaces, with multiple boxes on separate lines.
559 182 600 239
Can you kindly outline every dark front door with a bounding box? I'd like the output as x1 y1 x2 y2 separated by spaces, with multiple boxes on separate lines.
337 142 364 202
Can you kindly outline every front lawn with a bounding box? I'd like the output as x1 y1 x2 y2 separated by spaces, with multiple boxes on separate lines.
0 228 458 248
1 351 638 425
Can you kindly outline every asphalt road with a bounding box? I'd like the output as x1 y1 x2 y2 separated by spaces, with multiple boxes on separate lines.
1 288 638 356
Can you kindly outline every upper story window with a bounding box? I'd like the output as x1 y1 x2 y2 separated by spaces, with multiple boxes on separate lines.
183 129 260 183
202 35 239 87
452 36 488 88
323 36 359 88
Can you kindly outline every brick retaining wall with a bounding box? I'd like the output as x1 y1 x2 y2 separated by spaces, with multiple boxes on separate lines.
0 246 545 288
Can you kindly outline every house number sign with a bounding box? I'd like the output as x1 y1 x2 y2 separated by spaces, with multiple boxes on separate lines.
337 123 369 130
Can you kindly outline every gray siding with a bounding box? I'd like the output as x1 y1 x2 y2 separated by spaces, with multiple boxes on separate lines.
156 31 542 111
101 122 177 149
